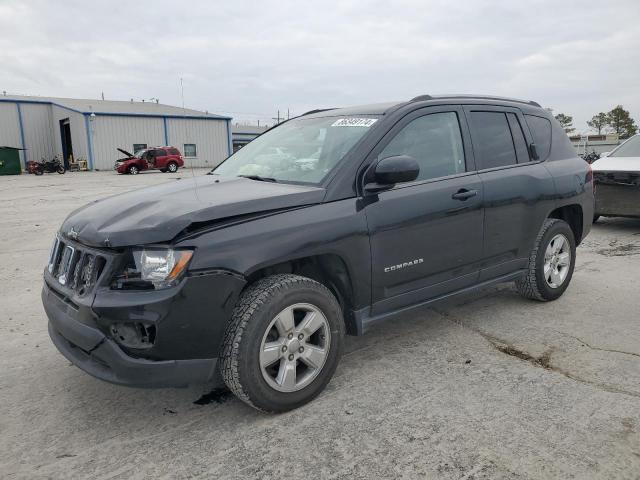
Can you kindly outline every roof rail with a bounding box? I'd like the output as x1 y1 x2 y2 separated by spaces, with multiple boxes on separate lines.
410 95 432 102
301 108 337 116
259 108 338 135
410 94 541 108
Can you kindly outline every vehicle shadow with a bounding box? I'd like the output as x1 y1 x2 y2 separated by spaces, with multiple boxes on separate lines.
593 216 640 233
58 284 512 422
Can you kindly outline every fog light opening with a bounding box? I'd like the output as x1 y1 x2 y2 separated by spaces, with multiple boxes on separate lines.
110 322 156 349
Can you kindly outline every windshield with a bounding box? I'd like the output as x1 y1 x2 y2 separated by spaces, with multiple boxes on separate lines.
610 135 640 157
135 150 146 159
213 115 379 184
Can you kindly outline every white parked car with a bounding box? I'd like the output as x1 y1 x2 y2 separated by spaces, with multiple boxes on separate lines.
591 134 640 221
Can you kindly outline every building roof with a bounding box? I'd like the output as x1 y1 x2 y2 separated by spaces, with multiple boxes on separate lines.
0 94 231 120
231 125 269 135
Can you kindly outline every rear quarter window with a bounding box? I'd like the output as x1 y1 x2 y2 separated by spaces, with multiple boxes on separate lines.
524 115 552 161
168 148 181 156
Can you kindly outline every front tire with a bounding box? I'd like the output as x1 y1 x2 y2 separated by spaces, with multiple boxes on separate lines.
220 274 344 413
516 219 576 301
57 166 65 174
128 165 139 175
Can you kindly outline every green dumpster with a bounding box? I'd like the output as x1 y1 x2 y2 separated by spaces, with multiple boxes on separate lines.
0 147 23 175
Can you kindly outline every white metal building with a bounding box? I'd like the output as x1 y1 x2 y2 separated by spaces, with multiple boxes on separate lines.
0 95 232 171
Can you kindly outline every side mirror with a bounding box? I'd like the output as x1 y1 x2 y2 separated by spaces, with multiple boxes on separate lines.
365 155 420 193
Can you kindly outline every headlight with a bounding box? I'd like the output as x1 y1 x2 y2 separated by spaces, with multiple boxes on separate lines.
134 248 193 288
112 247 193 290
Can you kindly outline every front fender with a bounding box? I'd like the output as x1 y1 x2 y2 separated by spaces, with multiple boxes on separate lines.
179 198 372 310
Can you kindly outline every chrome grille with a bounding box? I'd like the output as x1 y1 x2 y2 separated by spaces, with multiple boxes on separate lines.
47 237 107 295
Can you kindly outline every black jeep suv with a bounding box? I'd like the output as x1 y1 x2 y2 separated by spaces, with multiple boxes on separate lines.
43 95 594 412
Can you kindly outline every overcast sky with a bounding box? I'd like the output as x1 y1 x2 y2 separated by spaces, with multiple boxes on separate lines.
1 0 639 131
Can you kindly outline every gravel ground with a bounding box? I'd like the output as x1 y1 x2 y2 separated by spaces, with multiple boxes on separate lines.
1 171 639 479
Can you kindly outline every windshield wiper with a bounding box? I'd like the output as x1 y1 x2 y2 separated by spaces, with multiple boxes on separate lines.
238 175 278 183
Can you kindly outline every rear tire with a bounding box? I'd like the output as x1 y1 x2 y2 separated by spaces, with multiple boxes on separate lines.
516 219 576 301
167 162 178 173
220 274 344 413
35 167 44 176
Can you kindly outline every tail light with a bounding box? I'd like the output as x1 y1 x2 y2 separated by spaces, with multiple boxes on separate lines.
586 164 595 193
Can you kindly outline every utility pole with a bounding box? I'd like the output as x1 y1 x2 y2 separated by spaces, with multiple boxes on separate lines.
287 108 290 120
272 110 281 124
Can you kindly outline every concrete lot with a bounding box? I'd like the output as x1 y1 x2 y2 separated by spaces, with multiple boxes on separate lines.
1 171 639 479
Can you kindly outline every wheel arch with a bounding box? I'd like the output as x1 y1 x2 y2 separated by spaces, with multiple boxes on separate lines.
547 203 584 245
245 254 359 335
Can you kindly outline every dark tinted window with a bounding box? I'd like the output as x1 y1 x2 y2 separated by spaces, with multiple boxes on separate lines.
379 112 465 181
184 144 197 157
469 111 517 169
154 149 167 157
168 148 181 156
507 113 530 163
524 114 552 160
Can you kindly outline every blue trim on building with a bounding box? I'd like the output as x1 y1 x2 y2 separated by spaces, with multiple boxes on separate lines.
0 98 85 115
89 111 231 121
234 135 261 140
84 114 95 170
163 117 169 145
226 119 233 156
0 98 231 120
15 103 27 167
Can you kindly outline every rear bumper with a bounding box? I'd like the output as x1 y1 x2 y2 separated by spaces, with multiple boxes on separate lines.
595 182 640 218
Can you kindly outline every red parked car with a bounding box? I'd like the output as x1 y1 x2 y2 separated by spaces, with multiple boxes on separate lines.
114 147 184 174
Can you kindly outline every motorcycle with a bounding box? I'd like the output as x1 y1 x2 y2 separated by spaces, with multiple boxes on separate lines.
32 156 65 175
580 151 601 164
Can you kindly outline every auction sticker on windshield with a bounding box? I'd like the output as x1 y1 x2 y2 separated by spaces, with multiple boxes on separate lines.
331 118 378 127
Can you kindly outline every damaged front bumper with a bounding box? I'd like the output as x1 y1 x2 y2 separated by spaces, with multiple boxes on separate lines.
43 266 246 388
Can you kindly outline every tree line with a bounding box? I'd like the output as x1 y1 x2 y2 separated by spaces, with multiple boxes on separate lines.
551 106 638 138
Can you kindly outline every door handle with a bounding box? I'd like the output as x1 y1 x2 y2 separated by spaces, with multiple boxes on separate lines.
451 189 478 201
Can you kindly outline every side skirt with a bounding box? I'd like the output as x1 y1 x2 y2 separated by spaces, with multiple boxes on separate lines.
352 270 527 335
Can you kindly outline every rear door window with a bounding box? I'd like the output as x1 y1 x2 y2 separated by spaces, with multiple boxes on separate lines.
468 111 517 169
524 115 552 161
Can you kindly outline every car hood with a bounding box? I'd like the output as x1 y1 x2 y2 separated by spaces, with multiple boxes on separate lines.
591 156 640 172
60 175 325 247
117 148 134 158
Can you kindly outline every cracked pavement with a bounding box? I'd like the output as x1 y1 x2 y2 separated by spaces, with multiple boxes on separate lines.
1 172 639 479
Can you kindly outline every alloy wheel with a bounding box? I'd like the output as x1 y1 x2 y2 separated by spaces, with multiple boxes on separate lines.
259 303 331 392
544 233 571 288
